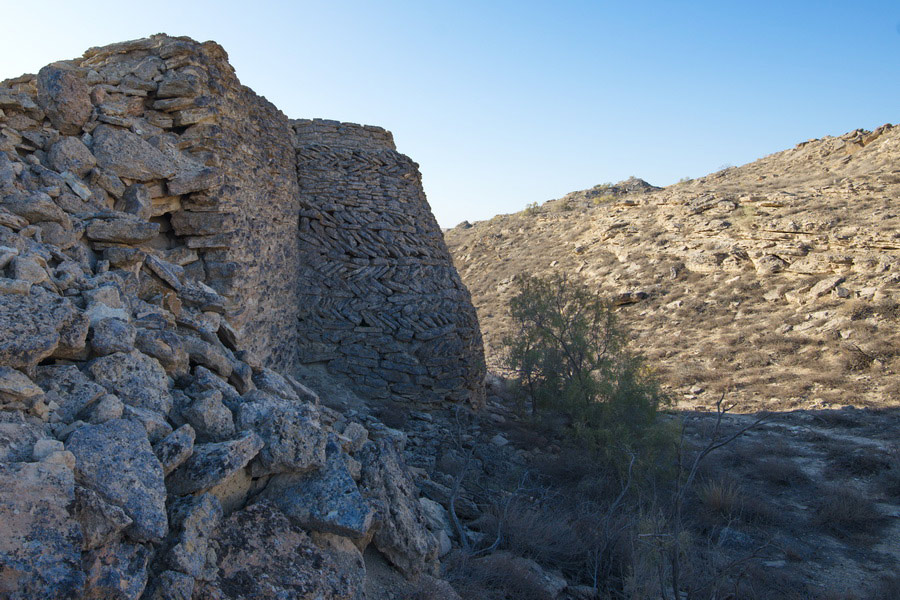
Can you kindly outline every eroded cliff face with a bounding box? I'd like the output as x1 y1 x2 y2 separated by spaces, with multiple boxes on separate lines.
0 34 479 599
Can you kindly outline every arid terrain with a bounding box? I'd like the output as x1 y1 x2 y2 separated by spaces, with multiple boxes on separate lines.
446 125 900 413
440 125 900 597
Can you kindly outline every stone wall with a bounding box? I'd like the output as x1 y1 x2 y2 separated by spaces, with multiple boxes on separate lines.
0 34 483 406
292 119 485 404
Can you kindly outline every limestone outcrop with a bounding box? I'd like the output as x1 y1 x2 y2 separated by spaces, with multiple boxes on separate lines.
0 34 480 599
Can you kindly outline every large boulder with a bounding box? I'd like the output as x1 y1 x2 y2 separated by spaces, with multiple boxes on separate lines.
358 439 439 577
35 364 106 424
66 419 168 542
47 136 97 177
262 436 373 539
91 125 176 181
36 64 92 134
0 290 86 371
0 460 84 599
236 389 326 477
166 431 262 496
198 501 356 599
88 350 172 416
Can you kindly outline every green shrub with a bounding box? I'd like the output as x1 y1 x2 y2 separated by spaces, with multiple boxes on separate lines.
502 273 671 476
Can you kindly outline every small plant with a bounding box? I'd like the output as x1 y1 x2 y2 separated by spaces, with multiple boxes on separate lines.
813 485 885 539
524 201 540 216
697 478 741 518
678 176 693 184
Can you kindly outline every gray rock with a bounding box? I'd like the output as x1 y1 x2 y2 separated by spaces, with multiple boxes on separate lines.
11 256 49 285
236 389 326 477
36 364 106 423
183 389 234 442
166 431 263 495
86 216 160 244
0 413 47 461
123 404 173 443
262 436 373 539
170 210 234 236
0 366 44 410
89 350 172 416
82 540 150 600
0 289 85 370
66 419 168 542
37 65 92 134
2 191 69 225
90 317 137 356
82 394 124 424
156 72 201 98
135 328 189 376
183 365 241 407
200 501 355 600
154 423 195 475
91 125 176 181
252 367 301 402
144 254 183 290
359 439 439 576
143 571 194 600
182 335 232 378
74 484 133 550
167 167 220 196
166 493 222 577
48 136 97 177
0 460 84 599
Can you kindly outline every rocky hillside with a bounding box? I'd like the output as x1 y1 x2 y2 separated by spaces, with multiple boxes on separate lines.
446 125 900 412
0 35 479 599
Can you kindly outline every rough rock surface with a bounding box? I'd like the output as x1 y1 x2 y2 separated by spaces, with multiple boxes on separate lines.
199 501 356 600
0 460 84 599
66 419 168 542
359 439 439 576
0 33 479 599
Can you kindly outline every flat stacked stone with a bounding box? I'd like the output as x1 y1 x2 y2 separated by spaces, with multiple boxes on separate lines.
292 118 485 405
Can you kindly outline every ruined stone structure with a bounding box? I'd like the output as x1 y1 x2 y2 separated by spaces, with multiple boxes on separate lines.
0 34 482 598
0 34 483 404
293 119 484 404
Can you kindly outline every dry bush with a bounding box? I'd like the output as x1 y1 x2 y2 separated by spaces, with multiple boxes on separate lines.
697 478 742 519
827 448 891 478
812 485 885 539
755 458 810 487
499 498 592 569
443 551 555 600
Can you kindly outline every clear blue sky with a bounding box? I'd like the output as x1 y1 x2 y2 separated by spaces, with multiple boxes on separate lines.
2 1 897 227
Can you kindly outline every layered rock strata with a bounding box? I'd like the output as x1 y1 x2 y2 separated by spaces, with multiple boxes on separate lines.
0 34 473 599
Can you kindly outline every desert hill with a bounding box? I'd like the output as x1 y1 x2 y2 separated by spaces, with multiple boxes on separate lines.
446 124 900 413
